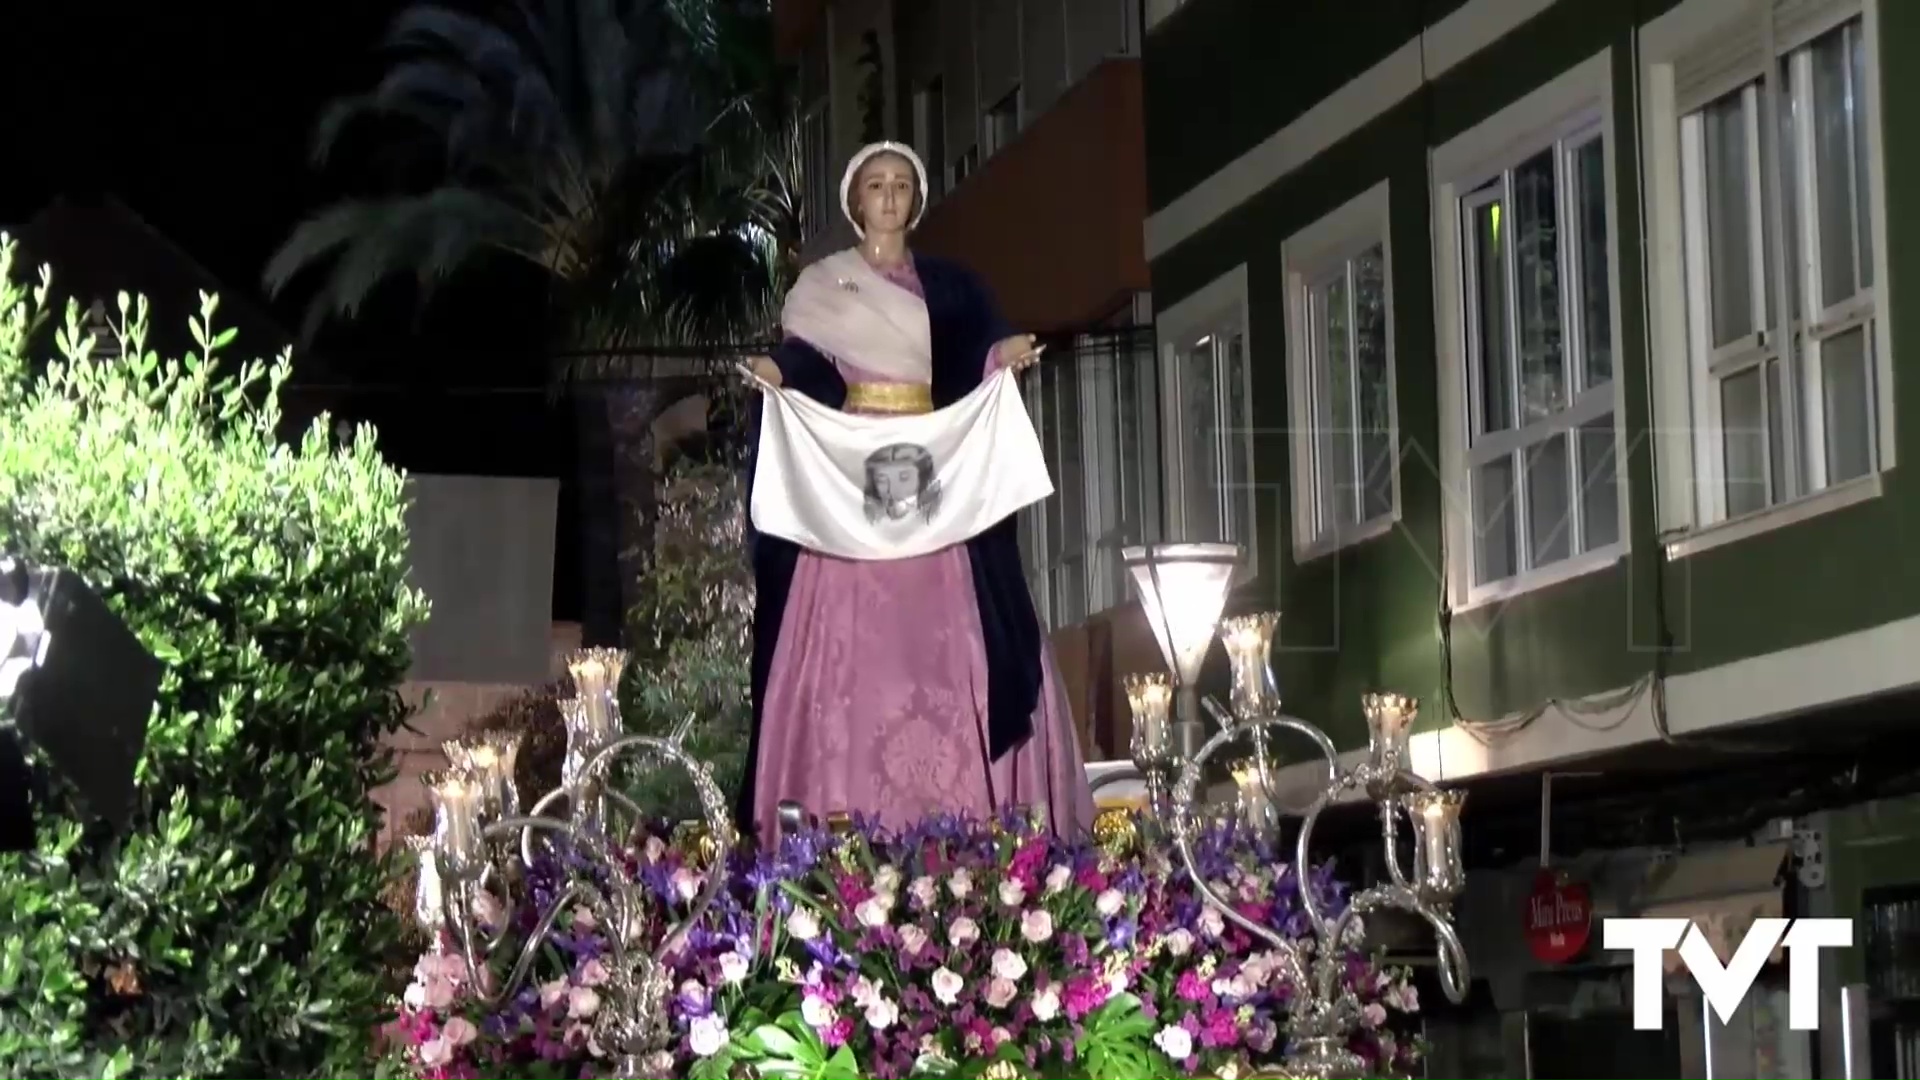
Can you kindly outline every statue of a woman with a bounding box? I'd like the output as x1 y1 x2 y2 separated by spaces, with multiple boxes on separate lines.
739 141 1095 842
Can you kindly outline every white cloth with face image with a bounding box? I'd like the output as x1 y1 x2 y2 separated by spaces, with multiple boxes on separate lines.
750 368 1055 561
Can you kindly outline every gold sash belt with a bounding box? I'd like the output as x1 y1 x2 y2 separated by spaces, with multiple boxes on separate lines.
845 381 933 415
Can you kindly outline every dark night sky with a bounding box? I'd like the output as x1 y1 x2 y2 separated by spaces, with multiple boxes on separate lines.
2 0 585 613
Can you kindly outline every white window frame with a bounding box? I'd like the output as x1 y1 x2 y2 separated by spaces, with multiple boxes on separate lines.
1282 181 1401 560
1431 50 1630 610
800 97 833 242
1157 264 1259 577
1640 0 1893 559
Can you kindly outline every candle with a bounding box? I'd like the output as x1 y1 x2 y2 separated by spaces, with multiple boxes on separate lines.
1125 673 1174 762
566 648 630 744
1361 692 1418 780
424 769 486 880
1405 789 1466 899
404 834 444 936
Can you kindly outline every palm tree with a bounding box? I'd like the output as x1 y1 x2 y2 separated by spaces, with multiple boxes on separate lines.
266 0 804 644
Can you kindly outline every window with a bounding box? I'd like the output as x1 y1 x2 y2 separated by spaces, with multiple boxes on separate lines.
1432 52 1624 605
1021 333 1162 628
1673 8 1881 526
912 79 947 202
1145 0 1190 34
950 145 980 191
1158 266 1256 567
1283 183 1398 557
986 87 1022 157
800 98 832 241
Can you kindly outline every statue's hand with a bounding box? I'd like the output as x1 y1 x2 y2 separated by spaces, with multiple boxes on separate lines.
997 334 1044 372
741 356 783 390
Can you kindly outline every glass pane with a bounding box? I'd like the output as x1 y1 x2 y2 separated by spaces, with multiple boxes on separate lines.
1354 245 1395 521
1721 367 1769 517
1513 148 1567 421
1221 331 1251 545
1571 137 1613 388
1312 274 1358 530
1578 416 1620 551
1851 23 1874 289
1703 90 1756 346
1765 358 1788 504
1182 338 1222 541
1811 26 1861 308
1473 455 1518 585
1822 325 1874 484
1468 196 1514 435
1525 432 1572 568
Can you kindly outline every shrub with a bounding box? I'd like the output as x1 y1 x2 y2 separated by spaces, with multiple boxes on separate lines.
616 461 752 820
0 238 428 1077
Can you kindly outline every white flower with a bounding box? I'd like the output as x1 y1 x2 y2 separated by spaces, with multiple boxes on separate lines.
947 868 973 899
1044 864 1072 896
873 865 902 897
443 1016 479 1045
787 906 821 941
578 958 610 987
671 867 702 902
688 1014 730 1057
865 994 900 1030
1154 1024 1194 1060
643 836 667 862
990 949 1028 982
718 951 750 985
568 985 602 1019
406 976 452 1011
1030 985 1061 1022
1019 908 1054 944
1217 1061 1241 1080
417 1035 451 1067
1212 974 1251 1000
1095 888 1124 917
898 924 929 955
909 875 938 907
538 977 569 1009
985 977 1018 1009
801 993 837 1029
469 890 505 928
1161 927 1194 957
679 979 711 1012
855 896 892 928
998 878 1027 907
1386 981 1420 1012
1198 905 1225 938
848 975 879 1007
930 966 965 1005
1362 1002 1388 1028
948 916 980 948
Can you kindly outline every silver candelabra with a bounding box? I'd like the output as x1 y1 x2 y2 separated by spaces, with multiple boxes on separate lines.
1120 544 1472 1080
415 648 736 1080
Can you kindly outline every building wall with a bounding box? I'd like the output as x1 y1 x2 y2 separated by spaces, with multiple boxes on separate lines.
1142 0 1920 759
787 0 1150 332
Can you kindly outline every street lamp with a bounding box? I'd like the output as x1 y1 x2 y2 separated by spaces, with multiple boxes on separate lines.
1122 542 1241 762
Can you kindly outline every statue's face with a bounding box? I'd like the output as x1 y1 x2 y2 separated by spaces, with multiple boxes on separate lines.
853 153 918 237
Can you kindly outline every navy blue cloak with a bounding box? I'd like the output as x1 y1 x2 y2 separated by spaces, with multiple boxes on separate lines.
736 254 1045 835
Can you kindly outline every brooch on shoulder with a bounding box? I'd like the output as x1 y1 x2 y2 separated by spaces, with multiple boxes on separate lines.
836 277 860 293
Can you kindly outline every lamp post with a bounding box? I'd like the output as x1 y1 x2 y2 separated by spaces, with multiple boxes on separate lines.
1121 542 1240 763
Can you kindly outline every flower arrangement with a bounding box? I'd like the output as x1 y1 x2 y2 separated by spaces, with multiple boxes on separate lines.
391 810 1423 1079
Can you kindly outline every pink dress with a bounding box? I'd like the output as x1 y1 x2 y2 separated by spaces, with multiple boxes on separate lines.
750 261 1095 841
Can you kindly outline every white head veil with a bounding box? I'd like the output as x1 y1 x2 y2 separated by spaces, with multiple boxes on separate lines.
840 141 931 238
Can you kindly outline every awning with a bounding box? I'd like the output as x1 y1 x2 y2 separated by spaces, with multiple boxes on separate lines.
1634 843 1788 970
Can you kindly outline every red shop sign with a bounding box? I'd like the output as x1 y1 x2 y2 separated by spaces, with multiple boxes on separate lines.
1525 869 1592 965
